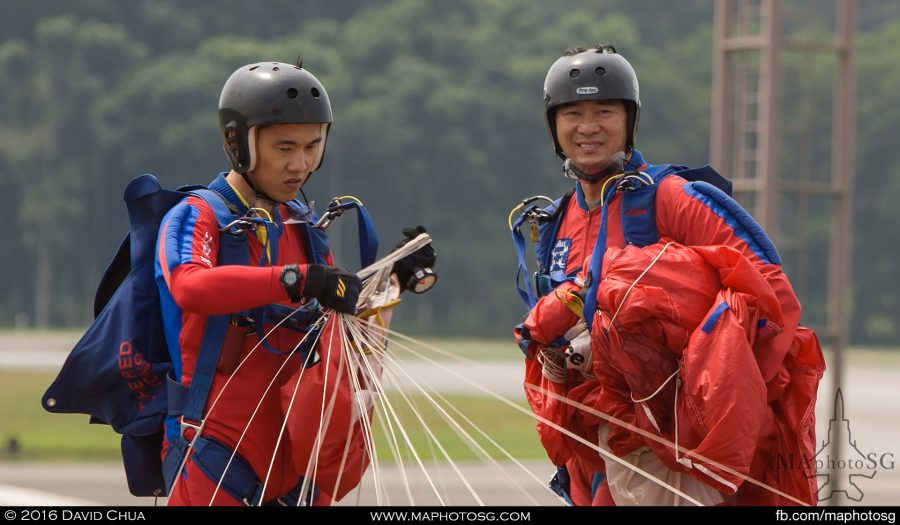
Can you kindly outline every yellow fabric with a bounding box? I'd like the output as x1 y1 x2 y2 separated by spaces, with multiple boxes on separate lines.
225 177 272 264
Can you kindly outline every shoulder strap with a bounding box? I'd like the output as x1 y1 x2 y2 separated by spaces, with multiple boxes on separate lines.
287 198 381 268
177 189 247 426
619 164 732 248
537 189 575 271
511 189 573 309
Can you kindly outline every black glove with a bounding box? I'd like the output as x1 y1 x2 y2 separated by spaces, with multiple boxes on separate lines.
302 264 362 314
391 225 437 293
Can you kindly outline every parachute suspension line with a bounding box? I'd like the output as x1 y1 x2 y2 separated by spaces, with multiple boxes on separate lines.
261 316 341 506
354 319 460 504
344 318 448 505
328 317 389 506
629 367 687 474
608 242 675 327
360 328 542 505
536 346 567 384
592 242 809 504
370 353 488 506
359 324 702 505
297 316 346 506
338 320 390 507
523 381 810 506
342 318 418 505
347 326 440 507
519 382 704 506
630 369 680 404
672 374 687 469
343 318 411 505
348 318 471 504
166 307 330 503
208 311 333 505
355 357 484 505
348 326 486 506
362 334 426 505
347 322 561 502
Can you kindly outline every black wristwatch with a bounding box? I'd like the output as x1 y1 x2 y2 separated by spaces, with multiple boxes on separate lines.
280 264 303 303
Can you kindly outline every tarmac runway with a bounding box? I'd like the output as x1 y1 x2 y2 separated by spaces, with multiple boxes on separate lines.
0 333 897 506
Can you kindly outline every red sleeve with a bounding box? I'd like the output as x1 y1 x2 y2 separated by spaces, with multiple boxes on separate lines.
158 196 305 314
522 280 582 345
168 265 288 314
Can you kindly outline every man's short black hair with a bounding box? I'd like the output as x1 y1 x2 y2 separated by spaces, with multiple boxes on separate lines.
563 43 617 57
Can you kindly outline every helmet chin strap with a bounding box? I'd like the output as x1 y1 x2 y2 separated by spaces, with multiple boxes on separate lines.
562 150 628 183
240 126 285 207
240 172 281 207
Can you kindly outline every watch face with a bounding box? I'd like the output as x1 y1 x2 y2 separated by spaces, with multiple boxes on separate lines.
283 269 298 286
410 267 436 293
413 274 436 293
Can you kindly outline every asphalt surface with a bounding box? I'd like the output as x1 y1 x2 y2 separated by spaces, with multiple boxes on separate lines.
1 333 898 506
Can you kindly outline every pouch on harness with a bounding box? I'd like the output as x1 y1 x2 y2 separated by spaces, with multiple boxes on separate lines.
42 174 377 498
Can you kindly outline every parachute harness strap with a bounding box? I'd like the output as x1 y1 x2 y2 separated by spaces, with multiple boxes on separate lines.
313 195 364 229
219 207 275 234
508 195 556 231
553 289 585 321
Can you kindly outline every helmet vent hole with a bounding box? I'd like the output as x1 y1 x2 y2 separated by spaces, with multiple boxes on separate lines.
249 65 259 71
595 67 606 77
569 68 580 79
311 88 320 98
286 87 299 99
273 66 280 71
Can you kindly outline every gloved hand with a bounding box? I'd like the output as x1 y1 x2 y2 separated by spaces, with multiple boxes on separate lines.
302 264 362 314
391 225 437 293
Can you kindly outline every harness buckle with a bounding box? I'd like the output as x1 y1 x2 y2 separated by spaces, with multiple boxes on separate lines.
219 217 258 234
179 417 202 440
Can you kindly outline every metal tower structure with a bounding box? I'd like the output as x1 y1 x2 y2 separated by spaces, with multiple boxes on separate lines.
711 0 856 505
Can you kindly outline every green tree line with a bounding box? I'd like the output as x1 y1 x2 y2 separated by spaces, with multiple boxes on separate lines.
0 0 898 344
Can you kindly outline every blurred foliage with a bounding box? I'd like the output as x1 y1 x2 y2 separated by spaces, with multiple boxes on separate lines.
0 0 897 344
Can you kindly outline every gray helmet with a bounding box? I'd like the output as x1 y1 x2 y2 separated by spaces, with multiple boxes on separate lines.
543 45 640 160
219 61 333 174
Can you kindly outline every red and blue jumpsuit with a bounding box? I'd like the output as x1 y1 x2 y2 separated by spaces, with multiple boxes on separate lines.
525 154 815 504
156 174 369 506
516 180 613 506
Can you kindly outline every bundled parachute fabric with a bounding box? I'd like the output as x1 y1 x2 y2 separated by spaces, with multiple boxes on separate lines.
591 241 824 506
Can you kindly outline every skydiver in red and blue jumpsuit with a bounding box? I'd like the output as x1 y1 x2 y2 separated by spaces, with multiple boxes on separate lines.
156 62 435 506
513 44 647 507
518 45 823 506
